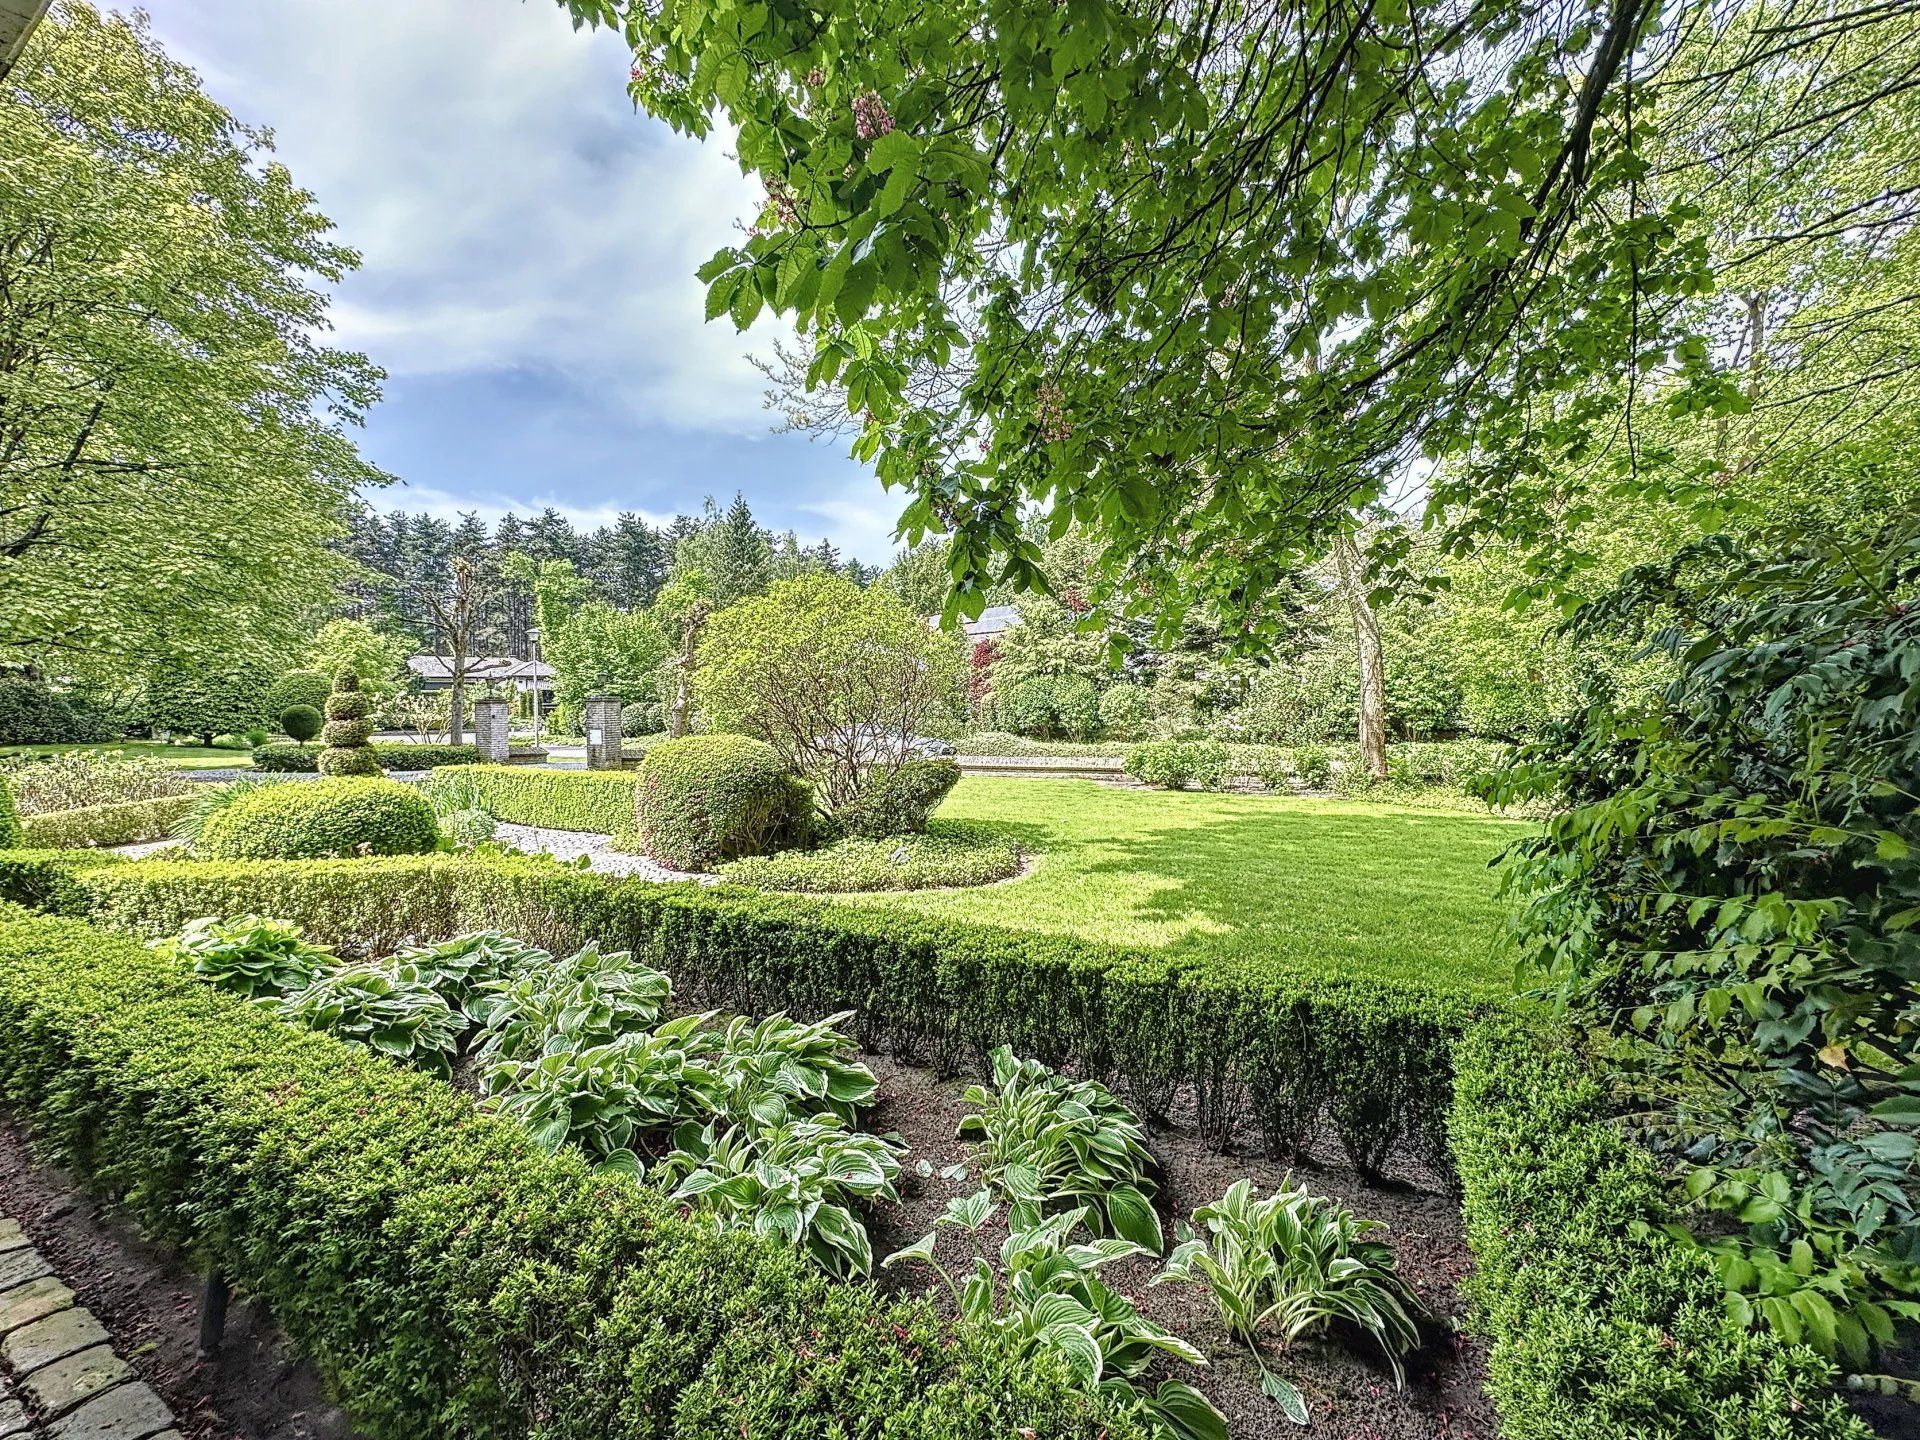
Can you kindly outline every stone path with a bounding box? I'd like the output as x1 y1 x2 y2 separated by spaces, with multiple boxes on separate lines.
0 1219 179 1440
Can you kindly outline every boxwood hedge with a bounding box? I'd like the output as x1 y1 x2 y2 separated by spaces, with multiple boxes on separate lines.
252 742 483 773
425 764 640 833
0 849 1880 1438
17 793 198 849
0 905 1127 1440
197 778 439 860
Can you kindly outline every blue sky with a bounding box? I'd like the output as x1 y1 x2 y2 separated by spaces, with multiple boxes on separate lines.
143 0 901 562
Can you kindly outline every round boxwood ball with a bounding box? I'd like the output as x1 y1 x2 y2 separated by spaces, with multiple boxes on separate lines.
281 704 323 744
634 734 811 871
196 776 438 859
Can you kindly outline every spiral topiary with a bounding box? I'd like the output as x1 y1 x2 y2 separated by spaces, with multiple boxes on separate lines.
317 668 382 778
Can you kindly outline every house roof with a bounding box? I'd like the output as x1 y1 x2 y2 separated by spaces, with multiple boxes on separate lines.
962 605 1021 639
408 654 555 682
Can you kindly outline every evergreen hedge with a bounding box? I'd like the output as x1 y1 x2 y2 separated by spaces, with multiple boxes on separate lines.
197 779 438 861
252 742 481 773
0 905 1126 1440
17 793 197 849
1449 1016 1868 1440
425 764 642 833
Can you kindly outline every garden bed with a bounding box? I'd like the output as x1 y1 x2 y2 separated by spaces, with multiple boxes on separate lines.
861 1054 1493 1440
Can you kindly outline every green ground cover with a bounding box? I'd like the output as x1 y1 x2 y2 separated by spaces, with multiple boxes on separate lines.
0 741 246 769
850 777 1521 996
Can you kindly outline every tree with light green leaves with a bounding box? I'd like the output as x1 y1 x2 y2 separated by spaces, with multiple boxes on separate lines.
305 620 410 708
0 3 385 683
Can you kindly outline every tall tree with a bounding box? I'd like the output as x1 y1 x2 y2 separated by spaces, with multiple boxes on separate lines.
0 2 384 680
413 556 493 744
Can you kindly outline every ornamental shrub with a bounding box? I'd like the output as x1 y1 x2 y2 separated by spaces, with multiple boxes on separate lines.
196 777 438 860
255 742 480 774
421 765 640 833
318 669 381 777
1123 739 1230 790
1098 683 1151 741
0 752 196 814
718 820 1020 893
634 734 810 871
264 669 332 721
19 794 196 850
281 704 323 744
994 676 1060 738
0 780 17 848
841 757 959 838
0 678 119 744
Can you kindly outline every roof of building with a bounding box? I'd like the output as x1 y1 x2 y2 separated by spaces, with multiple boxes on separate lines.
962 604 1022 639
408 654 555 682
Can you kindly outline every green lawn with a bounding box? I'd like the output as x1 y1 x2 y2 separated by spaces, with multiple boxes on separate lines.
0 741 249 770
847 776 1524 996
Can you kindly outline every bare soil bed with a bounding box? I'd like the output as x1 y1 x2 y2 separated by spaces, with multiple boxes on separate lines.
861 1054 1497 1440
0 1118 352 1440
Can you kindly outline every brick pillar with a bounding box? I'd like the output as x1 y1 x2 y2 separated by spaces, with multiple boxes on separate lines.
472 697 510 762
584 695 623 770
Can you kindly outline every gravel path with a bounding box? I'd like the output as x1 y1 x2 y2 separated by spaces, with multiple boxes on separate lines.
491 824 713 883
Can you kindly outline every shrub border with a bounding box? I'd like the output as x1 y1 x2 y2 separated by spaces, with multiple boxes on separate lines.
18 793 197 849
0 904 1125 1440
433 764 640 833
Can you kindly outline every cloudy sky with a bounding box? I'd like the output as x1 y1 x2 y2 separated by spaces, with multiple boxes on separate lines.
142 0 901 562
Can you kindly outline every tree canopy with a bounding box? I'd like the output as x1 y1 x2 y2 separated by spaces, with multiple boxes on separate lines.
561 0 1919 639
0 3 385 680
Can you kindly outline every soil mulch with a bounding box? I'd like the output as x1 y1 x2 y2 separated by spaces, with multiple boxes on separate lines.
862 1053 1497 1440
0 1118 353 1440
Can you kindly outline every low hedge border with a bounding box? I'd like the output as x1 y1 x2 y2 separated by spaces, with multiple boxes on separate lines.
431 764 640 833
1450 1015 1868 1440
18 793 197 849
253 742 482 773
0 849 1475 1176
0 905 1124 1440
0 851 1877 1437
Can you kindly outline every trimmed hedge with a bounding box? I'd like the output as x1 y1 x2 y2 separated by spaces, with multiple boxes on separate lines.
424 764 641 833
1450 1016 1868 1440
0 906 1126 1440
719 819 1020 892
0 780 16 847
3 850 1472 1173
253 742 482 773
634 735 811 871
198 778 439 860
18 793 197 850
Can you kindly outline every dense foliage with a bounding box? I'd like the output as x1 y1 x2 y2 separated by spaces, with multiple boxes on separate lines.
633 734 812 871
196 777 439 861
840 756 959 837
1125 741 1230 792
254 742 479 773
1490 519 1920 1375
422 763 640 834
0 751 196 815
0 3 380 680
19 793 197 849
145 662 272 747
0 678 121 745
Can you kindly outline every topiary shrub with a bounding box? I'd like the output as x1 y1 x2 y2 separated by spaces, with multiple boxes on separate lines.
1123 739 1231 790
196 777 438 860
265 669 333 722
318 668 381 778
841 757 960 838
281 704 323 744
633 734 811 871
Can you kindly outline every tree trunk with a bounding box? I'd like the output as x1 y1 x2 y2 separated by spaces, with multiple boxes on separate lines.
1333 532 1388 781
669 618 698 739
448 648 466 746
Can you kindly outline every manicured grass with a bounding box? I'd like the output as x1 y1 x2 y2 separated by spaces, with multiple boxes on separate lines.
0 741 247 770
847 777 1522 995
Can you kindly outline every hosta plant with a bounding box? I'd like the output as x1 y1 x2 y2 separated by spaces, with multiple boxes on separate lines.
390 929 549 1018
274 963 463 1078
708 1009 877 1128
668 1115 903 1278
154 914 335 1000
959 1045 1163 1250
886 1196 1225 1440
1154 1178 1425 1424
485 1016 721 1171
470 942 674 1068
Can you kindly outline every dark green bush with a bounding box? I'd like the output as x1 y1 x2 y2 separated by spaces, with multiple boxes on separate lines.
842 757 960 837
634 735 811 871
422 764 640 833
18 794 195 849
280 704 323 744
719 819 1020 892
254 742 480 774
197 777 438 860
1452 1015 1869 1440
0 678 120 744
995 675 1101 741
0 907 1128 1440
264 669 332 721
1123 739 1230 790
318 669 381 778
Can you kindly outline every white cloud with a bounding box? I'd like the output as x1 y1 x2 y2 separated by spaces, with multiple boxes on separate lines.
148 0 788 434
364 481 678 534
